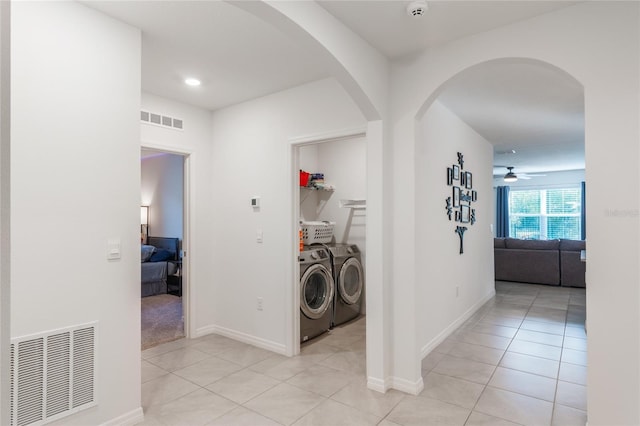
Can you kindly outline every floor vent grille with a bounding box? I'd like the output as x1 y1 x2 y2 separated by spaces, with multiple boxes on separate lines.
10 322 98 426
140 110 183 131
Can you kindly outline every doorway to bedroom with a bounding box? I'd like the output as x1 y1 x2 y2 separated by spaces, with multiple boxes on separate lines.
140 149 187 350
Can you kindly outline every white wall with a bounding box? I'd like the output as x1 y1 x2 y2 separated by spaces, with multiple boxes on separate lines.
391 2 639 423
209 78 366 353
0 2 10 423
416 101 495 355
316 137 367 252
141 81 366 356
141 153 184 241
11 2 142 424
299 145 319 223
140 92 214 338
236 1 391 386
299 137 367 251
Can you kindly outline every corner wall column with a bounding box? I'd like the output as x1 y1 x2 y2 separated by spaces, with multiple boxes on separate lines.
0 1 11 424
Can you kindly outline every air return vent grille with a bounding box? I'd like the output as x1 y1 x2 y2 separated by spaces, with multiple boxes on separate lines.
10 322 97 426
140 110 183 131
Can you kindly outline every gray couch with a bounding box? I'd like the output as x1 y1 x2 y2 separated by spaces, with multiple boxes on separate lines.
494 238 585 288
559 239 587 288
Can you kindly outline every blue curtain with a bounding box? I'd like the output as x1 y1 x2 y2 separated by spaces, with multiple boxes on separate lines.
581 181 586 240
496 186 510 238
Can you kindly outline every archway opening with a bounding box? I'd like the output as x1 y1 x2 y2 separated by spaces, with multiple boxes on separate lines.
415 58 587 419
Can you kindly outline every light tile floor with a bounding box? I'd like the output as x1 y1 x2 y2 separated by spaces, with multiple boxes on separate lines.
139 281 587 425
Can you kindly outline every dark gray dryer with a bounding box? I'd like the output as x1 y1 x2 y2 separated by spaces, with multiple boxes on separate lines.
327 244 364 327
299 246 334 343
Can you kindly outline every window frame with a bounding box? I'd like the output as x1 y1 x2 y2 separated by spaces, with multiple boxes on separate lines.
508 185 582 240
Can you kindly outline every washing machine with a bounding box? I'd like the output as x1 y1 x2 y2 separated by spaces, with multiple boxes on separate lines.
299 246 334 343
327 244 364 327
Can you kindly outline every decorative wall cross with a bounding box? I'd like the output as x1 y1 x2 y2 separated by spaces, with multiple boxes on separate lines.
445 152 477 254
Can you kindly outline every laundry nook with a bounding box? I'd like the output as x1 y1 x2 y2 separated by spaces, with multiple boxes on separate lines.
298 137 367 345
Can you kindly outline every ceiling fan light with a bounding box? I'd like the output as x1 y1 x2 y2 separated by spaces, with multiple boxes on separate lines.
503 166 518 182
504 173 518 182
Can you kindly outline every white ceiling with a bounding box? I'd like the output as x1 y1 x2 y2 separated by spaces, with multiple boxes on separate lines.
84 0 584 174
317 1 579 59
437 61 585 175
85 1 330 111
317 0 585 176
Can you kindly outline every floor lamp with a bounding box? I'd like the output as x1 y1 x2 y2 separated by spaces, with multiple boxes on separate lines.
141 206 149 244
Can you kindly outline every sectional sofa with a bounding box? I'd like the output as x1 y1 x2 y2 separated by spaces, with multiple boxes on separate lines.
494 238 586 288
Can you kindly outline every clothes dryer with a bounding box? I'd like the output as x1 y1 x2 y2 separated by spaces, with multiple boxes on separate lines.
327 244 364 327
299 246 334 343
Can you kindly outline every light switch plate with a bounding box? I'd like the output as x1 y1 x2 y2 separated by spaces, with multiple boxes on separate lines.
107 238 121 260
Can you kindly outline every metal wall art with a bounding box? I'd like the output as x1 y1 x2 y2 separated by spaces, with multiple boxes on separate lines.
445 152 477 254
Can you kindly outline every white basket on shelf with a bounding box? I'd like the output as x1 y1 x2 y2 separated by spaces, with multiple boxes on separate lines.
300 221 335 244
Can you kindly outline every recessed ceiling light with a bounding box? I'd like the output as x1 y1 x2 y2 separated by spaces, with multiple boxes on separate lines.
184 78 201 87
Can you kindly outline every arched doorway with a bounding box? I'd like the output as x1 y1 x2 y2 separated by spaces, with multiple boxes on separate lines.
413 57 587 422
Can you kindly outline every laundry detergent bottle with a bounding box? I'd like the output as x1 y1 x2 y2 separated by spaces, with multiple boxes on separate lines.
299 228 304 252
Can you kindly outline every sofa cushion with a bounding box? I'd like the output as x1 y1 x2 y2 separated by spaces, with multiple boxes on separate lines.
560 239 586 251
505 238 560 250
560 251 586 287
494 238 506 248
495 248 560 285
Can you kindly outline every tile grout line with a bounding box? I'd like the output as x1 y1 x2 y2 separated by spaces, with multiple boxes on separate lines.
549 306 572 426
463 285 539 425
471 285 579 425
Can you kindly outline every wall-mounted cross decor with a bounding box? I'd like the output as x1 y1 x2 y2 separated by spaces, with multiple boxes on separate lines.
445 152 477 254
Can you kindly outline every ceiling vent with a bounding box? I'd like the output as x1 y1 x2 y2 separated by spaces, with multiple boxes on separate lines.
140 110 183 131
407 1 428 17
10 322 97 426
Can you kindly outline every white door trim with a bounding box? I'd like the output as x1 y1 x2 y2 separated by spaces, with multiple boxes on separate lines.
140 140 195 338
288 125 367 356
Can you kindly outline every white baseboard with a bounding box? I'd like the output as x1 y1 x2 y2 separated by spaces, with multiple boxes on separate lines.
100 407 144 426
367 375 425 396
367 376 391 393
193 324 217 339
390 376 425 396
195 324 287 355
420 288 496 359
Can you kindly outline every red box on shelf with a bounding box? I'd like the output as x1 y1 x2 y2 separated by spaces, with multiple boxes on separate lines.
299 170 310 187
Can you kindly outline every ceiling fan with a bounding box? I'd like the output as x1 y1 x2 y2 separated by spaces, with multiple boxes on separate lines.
498 166 546 182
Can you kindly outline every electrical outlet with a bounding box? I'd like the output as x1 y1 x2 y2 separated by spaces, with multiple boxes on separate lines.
257 297 263 311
